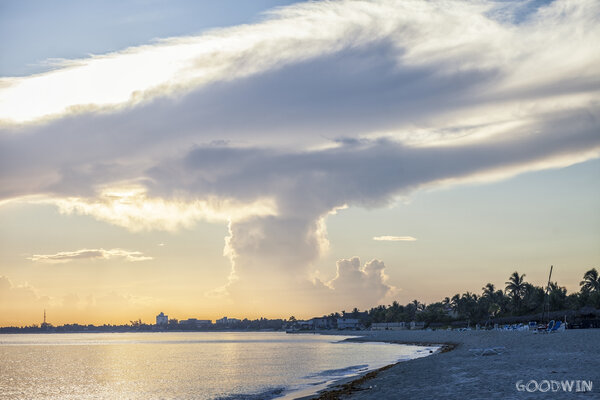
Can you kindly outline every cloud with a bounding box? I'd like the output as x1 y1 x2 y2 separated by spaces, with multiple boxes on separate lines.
1 1 598 199
373 236 417 242
32 185 277 232
1 0 599 313
327 257 397 309
0 276 44 303
0 0 407 124
28 248 152 264
0 275 158 325
0 276 49 325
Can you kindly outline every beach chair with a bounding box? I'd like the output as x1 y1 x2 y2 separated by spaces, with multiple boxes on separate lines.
517 323 524 331
550 320 563 332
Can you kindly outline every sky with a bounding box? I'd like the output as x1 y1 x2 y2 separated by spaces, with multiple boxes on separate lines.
0 0 599 326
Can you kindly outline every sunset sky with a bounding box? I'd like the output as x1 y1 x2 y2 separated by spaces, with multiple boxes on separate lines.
1 0 599 326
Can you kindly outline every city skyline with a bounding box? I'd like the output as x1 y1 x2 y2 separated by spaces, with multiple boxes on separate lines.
1 0 599 326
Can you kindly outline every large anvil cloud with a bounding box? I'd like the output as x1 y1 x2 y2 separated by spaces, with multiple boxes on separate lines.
1 0 599 313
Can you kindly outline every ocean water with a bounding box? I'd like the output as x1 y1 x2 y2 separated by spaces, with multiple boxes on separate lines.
0 332 437 399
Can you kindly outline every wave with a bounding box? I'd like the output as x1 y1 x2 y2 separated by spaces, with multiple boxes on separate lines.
212 386 286 400
305 364 369 378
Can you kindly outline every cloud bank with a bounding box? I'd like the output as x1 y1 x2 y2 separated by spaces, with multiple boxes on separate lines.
373 236 417 242
1 0 599 314
0 275 156 325
28 248 153 263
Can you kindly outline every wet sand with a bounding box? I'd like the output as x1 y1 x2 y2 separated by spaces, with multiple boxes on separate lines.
304 329 600 399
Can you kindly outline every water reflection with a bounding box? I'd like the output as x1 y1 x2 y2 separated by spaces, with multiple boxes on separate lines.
0 332 436 399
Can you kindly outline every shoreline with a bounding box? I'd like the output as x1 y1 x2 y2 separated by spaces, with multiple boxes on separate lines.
296 329 600 399
306 341 456 400
290 334 451 400
293 361 400 400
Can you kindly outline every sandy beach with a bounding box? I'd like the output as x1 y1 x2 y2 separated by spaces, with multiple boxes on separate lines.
308 329 600 399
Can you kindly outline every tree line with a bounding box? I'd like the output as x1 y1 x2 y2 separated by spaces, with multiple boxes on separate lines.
333 268 600 326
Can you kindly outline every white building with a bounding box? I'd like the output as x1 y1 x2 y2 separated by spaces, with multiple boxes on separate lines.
156 312 168 326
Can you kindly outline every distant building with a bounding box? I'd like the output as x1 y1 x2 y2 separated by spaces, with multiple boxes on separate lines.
410 321 425 330
156 312 168 326
179 318 212 328
311 317 335 329
285 319 314 331
298 320 313 330
216 317 240 325
371 322 406 330
337 318 360 330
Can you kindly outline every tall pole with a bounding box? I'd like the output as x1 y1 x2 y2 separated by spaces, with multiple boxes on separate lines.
43 309 46 325
544 265 553 323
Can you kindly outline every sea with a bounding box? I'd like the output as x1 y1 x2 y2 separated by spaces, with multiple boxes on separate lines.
0 331 437 400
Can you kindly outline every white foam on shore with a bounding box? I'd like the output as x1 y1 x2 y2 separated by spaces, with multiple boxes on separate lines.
276 339 440 400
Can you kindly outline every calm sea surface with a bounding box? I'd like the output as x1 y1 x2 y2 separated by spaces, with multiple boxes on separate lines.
0 332 437 399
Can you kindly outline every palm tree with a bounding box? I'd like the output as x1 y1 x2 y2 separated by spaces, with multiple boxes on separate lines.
505 271 526 313
482 283 495 298
548 282 567 311
412 299 425 312
481 283 500 321
580 268 600 293
450 294 460 312
505 272 526 297
521 283 544 313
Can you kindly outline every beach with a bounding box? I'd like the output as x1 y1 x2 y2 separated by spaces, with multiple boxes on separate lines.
309 329 600 399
